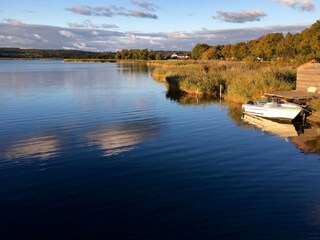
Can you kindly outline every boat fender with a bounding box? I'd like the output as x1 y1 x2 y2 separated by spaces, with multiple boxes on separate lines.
247 100 254 105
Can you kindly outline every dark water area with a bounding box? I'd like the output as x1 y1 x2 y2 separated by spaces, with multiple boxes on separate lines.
1 60 320 239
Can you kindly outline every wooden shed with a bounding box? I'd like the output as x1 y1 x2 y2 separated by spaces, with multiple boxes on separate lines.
296 59 320 92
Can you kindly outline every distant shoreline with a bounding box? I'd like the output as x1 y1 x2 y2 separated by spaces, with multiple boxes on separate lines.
0 58 150 63
0 58 61 60
0 58 117 62
63 59 116 63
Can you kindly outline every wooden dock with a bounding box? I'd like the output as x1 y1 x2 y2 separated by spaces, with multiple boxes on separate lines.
264 91 319 101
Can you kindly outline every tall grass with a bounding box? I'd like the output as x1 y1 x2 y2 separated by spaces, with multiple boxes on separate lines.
151 61 296 103
224 67 295 103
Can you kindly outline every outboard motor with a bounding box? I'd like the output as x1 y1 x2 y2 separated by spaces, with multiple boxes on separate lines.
303 106 313 117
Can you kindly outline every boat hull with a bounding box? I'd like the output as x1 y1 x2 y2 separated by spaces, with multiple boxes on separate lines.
242 104 303 121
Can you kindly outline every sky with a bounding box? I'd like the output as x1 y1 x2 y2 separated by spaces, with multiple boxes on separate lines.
0 0 319 51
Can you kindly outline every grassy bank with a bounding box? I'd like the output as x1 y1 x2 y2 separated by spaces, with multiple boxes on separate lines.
150 60 296 103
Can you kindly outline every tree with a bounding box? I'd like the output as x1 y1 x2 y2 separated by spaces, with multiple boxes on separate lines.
276 32 296 59
251 33 284 60
148 50 155 60
155 53 164 60
202 46 222 60
115 51 122 60
191 43 210 60
221 45 232 59
229 42 248 60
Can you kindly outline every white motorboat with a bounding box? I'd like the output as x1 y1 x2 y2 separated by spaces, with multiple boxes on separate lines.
242 100 304 121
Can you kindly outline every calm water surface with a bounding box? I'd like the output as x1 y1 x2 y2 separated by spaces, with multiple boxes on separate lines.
1 60 320 239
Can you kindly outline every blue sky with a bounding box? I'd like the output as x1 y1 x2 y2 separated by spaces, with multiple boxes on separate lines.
0 0 319 51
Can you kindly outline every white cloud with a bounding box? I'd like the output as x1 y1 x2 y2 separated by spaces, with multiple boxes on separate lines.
275 0 315 11
68 20 119 29
0 35 13 40
68 22 84 28
59 30 75 38
2 18 24 25
66 4 158 19
83 19 98 28
214 9 267 23
128 10 158 19
131 0 157 12
167 32 189 39
73 42 87 49
62 46 75 50
125 33 138 44
101 24 119 29
149 39 160 45
33 33 41 39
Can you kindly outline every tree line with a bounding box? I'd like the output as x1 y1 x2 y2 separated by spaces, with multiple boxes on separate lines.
0 48 188 61
191 20 320 64
115 49 158 60
0 48 115 59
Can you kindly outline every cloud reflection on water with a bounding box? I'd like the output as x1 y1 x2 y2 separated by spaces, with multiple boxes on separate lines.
87 119 160 157
5 134 60 160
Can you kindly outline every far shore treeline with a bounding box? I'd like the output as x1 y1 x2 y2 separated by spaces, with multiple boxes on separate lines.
0 48 116 60
0 48 183 61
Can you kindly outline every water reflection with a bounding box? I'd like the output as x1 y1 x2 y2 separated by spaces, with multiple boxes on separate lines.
0 62 151 98
227 103 243 125
147 85 320 154
240 112 320 153
166 90 217 106
4 134 60 160
291 127 320 153
117 62 149 74
242 114 300 138
0 68 111 96
87 119 160 157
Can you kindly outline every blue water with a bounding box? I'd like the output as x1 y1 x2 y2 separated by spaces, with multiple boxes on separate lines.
1 60 320 239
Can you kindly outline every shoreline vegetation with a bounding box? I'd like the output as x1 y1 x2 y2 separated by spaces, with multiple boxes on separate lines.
149 60 296 103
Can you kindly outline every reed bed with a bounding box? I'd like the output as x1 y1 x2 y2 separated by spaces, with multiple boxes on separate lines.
151 61 296 103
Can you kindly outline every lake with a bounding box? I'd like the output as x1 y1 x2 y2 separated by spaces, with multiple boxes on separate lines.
1 60 320 239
